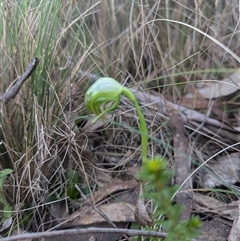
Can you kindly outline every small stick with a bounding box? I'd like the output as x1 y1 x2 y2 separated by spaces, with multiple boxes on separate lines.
0 227 167 241
0 58 39 103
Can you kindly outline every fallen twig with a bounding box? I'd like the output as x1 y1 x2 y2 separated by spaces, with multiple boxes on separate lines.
1 227 167 241
0 58 39 103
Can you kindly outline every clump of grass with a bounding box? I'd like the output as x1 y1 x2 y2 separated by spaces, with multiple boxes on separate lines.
0 0 98 231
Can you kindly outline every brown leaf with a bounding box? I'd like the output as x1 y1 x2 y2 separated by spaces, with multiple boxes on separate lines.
178 95 210 110
198 218 231 241
193 193 239 221
69 202 135 226
0 217 12 232
58 179 139 230
82 115 112 133
199 152 240 188
87 179 138 204
194 71 240 99
134 183 154 227
134 198 153 227
178 84 211 110
180 83 234 124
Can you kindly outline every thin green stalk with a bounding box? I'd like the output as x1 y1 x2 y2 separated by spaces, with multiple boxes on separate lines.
122 89 148 162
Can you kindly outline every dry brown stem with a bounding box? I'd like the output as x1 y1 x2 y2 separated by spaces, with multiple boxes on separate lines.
0 58 39 103
0 227 167 241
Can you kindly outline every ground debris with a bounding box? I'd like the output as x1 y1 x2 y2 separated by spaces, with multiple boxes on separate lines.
228 202 240 241
198 152 240 188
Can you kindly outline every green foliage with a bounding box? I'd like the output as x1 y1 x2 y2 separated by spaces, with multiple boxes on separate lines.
66 170 80 200
0 169 13 223
140 158 201 241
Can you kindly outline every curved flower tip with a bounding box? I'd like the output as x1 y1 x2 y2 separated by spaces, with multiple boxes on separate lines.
84 77 124 121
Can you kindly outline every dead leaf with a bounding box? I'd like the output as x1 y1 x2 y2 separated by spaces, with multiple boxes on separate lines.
180 83 233 124
228 202 240 241
0 217 12 232
179 84 212 110
48 199 69 225
134 198 153 227
134 184 154 227
178 95 210 109
193 193 239 221
57 179 139 230
199 152 240 188
87 179 138 204
198 217 231 241
69 202 135 226
193 193 240 241
186 70 240 99
82 115 112 132
95 169 113 188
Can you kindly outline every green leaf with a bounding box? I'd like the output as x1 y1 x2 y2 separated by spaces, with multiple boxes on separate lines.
0 169 13 223
0 169 13 191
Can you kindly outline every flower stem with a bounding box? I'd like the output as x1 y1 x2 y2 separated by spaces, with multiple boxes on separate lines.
122 88 148 162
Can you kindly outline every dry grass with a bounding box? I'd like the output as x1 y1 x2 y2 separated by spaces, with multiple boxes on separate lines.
0 0 239 235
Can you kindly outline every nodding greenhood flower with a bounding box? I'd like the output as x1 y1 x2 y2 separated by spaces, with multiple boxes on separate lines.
84 77 148 162
84 77 124 121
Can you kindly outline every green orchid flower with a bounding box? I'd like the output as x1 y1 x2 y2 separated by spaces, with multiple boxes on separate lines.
84 77 123 121
84 77 148 162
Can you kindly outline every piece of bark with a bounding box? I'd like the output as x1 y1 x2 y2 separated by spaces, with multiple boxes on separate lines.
166 101 193 222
